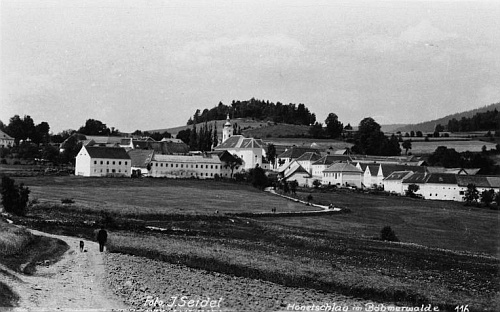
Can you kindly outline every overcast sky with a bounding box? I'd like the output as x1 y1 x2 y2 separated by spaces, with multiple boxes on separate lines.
1 0 500 133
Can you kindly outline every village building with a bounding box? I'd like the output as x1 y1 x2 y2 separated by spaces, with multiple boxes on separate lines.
278 161 312 187
295 152 322 175
383 171 414 194
75 146 131 177
322 162 363 188
276 146 321 169
311 155 352 178
0 129 14 147
214 135 266 170
401 173 461 201
456 175 500 194
149 154 222 179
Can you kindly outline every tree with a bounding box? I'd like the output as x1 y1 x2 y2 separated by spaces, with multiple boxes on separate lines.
248 165 268 190
176 128 191 145
267 144 277 168
312 179 321 189
463 184 479 206
309 122 324 138
1 176 30 216
225 155 243 179
480 189 495 207
324 113 343 139
402 140 412 155
405 184 420 197
59 135 82 164
416 131 423 137
380 226 399 242
352 117 400 156
78 119 111 136
189 124 198 150
410 130 415 137
289 180 298 195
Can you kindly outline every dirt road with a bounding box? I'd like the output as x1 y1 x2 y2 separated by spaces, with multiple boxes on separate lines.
0 229 128 312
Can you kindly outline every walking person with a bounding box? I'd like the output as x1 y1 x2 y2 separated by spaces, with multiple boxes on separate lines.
97 227 108 252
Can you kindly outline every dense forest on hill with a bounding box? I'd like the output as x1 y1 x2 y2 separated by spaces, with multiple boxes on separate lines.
394 102 500 133
187 98 316 126
447 108 499 132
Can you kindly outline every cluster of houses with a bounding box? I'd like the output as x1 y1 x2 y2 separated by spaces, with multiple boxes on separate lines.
72 116 499 203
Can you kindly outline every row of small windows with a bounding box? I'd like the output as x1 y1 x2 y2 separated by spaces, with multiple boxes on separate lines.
94 160 128 166
94 169 123 173
153 162 218 169
154 171 216 177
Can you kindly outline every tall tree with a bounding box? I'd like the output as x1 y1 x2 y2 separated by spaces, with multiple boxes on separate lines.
78 119 111 136
324 113 343 139
402 139 412 155
463 184 479 206
267 144 277 168
189 124 198 150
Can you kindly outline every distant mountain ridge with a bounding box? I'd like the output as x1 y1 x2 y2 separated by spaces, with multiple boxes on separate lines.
393 102 500 133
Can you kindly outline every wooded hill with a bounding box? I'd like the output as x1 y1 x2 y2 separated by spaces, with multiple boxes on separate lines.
187 98 316 126
394 102 500 133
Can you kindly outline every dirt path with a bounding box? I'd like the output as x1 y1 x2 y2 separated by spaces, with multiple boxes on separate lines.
0 229 128 312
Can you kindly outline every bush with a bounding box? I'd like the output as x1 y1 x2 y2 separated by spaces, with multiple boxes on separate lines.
61 198 75 204
380 226 399 242
0 159 7 165
0 176 30 216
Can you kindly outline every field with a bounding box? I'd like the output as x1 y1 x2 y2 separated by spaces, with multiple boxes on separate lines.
405 140 497 155
3 175 500 311
14 176 318 215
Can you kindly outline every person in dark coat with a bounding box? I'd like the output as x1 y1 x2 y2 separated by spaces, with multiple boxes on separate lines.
97 227 108 252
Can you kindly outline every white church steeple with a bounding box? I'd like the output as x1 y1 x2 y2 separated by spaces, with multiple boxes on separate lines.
222 113 233 143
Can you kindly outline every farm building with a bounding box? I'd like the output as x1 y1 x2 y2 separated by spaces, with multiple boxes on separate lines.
279 161 312 187
276 146 321 169
402 173 461 201
322 162 363 188
149 154 223 179
456 175 500 194
383 171 414 194
75 146 131 177
295 152 322 175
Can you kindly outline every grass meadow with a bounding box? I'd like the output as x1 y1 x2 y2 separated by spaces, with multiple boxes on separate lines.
3 175 500 311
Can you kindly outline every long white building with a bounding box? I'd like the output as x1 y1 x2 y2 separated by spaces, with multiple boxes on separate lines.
75 146 131 177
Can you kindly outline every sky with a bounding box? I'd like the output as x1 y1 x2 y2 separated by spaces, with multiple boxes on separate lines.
1 0 500 134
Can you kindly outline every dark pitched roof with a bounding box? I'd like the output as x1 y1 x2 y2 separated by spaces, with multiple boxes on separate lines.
128 149 154 168
403 173 457 184
0 129 13 140
379 164 427 177
384 171 413 181
312 155 351 165
456 175 500 188
85 146 130 159
132 141 189 155
277 147 320 159
216 135 264 149
425 173 457 184
324 163 362 173
296 152 322 162
402 173 428 184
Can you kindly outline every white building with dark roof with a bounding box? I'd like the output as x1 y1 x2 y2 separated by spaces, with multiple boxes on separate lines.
150 154 222 179
0 130 14 147
383 171 414 194
322 163 363 188
295 152 322 175
214 135 266 170
75 146 131 177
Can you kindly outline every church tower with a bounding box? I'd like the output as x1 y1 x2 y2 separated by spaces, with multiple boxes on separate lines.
222 113 233 143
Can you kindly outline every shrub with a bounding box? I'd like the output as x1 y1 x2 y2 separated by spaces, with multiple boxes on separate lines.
0 159 7 165
61 198 75 204
306 194 313 202
0 176 30 216
312 179 321 189
380 226 399 242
